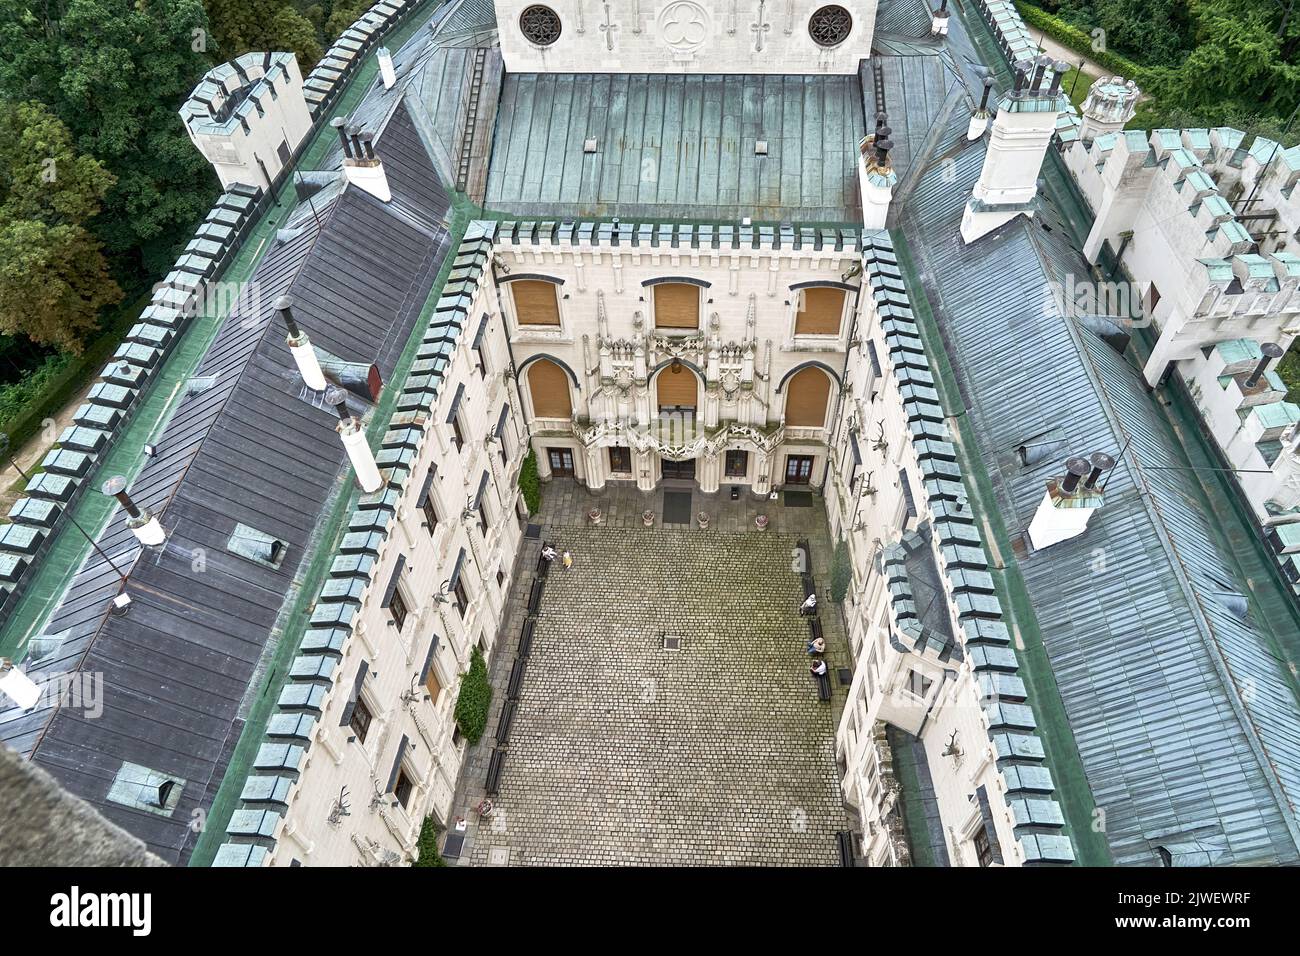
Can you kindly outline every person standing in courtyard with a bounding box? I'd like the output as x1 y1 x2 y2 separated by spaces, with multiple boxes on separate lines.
562 549 573 571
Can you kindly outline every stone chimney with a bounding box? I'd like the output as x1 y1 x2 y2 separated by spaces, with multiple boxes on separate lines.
102 476 167 547
931 0 950 36
961 57 1071 244
333 118 391 203
859 113 898 231
1026 452 1113 550
276 294 327 391
330 389 383 493
1078 76 1140 145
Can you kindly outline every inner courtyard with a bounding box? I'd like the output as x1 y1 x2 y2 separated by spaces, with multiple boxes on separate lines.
451 483 852 866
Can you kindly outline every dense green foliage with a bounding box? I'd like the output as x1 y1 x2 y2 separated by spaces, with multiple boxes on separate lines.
414 816 448 866
830 537 851 604
519 449 542 514
0 100 123 352
453 648 492 746
1023 0 1300 141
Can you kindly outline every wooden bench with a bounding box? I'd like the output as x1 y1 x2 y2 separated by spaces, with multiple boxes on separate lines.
527 578 544 613
507 656 527 700
807 617 824 644
836 830 857 867
485 748 505 796
496 699 517 747
518 618 535 658
814 669 831 701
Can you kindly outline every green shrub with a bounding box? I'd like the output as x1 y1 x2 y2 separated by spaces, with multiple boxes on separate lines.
0 354 73 433
414 816 447 867
453 647 492 746
519 449 542 514
830 537 852 604
1014 3 1150 84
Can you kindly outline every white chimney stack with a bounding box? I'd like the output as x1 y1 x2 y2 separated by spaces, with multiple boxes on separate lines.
331 390 383 493
102 476 166 547
961 57 1070 244
931 0 950 36
276 294 327 391
968 76 995 141
859 114 898 231
1027 453 1113 550
333 118 391 203
378 47 396 90
0 658 41 711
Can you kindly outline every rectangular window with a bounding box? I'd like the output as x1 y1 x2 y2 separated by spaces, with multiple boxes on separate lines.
478 502 489 534
973 827 993 868
794 287 846 336
653 283 700 330
422 494 438 534
725 449 749 477
512 280 562 326
394 767 414 809
425 666 442 703
454 579 469 618
548 448 575 477
349 696 373 743
389 589 408 631
451 415 464 452
608 446 632 473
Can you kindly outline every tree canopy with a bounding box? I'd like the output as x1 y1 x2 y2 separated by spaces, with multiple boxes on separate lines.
0 101 122 351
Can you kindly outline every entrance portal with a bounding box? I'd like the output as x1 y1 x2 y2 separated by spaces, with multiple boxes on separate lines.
785 454 814 485
662 457 697 481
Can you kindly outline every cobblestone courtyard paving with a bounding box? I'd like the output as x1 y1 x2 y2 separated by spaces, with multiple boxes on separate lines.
461 522 849 866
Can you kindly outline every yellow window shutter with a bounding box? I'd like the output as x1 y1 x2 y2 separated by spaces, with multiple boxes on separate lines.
794 287 846 336
528 360 572 418
512 280 561 326
654 283 700 329
656 368 698 408
785 367 831 426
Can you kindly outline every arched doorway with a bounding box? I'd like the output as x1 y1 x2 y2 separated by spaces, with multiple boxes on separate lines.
527 358 572 419
653 362 701 480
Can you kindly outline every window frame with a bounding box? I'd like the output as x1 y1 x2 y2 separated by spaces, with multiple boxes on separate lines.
608 445 632 474
349 695 374 744
725 449 749 477
389 587 409 631
651 281 703 332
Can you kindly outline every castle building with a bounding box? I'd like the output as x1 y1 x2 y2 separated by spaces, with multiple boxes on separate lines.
2 0 1299 868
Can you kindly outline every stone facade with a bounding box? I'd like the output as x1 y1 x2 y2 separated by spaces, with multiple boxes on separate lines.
495 0 877 75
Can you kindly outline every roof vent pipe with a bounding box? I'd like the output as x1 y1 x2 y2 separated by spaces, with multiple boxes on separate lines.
1060 456 1092 495
876 110 888 131
329 389 382 493
931 0 950 36
378 46 396 90
277 295 327 391
969 76 995 140
331 117 354 159
0 658 41 711
1244 342 1285 388
1011 62 1029 96
1030 56 1050 92
342 125 391 202
1047 61 1070 95
102 476 166 547
1084 451 1115 490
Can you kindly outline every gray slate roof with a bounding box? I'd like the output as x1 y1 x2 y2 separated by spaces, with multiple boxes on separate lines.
0 99 452 864
485 72 866 222
899 127 1300 865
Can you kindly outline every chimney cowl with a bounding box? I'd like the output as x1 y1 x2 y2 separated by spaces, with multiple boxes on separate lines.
331 117 353 159
1060 456 1092 495
1084 451 1115 490
1244 342 1286 388
275 294 300 338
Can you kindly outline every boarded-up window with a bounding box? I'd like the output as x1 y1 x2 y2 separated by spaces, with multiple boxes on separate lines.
528 359 572 418
657 367 698 409
512 280 561 326
785 366 831 427
653 283 700 329
795 287 846 336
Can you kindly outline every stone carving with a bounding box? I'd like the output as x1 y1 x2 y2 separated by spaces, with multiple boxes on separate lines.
520 4 563 46
808 4 852 47
658 0 709 57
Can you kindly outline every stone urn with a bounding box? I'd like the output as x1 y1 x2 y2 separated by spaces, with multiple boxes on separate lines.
697 511 710 530
642 510 655 527
588 507 603 526
755 514 769 531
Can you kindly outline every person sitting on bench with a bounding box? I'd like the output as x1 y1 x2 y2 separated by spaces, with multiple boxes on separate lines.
810 659 828 677
806 636 826 655
540 545 558 562
800 593 817 616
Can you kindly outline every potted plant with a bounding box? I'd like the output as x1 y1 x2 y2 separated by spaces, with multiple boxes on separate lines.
642 509 655 527
697 511 710 530
755 514 769 531
588 507 603 525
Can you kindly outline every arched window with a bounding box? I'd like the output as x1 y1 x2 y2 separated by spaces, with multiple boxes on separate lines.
656 364 699 411
794 287 847 336
511 280 562 327
528 359 572 418
784 366 832 427
653 283 700 330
